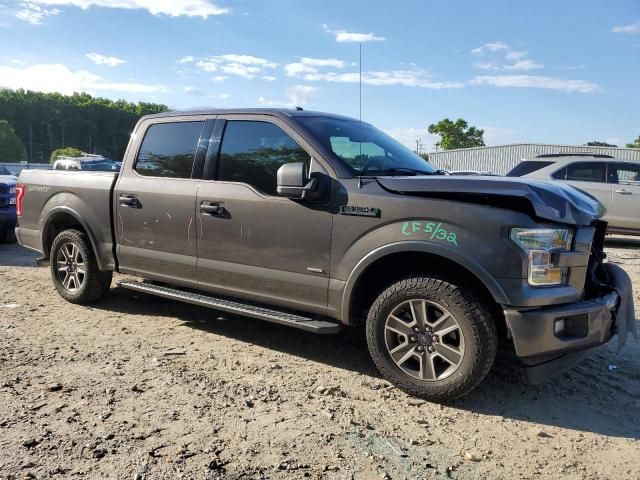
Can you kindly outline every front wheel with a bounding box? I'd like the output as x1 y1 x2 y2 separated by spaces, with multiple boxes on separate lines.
366 275 497 401
50 229 112 304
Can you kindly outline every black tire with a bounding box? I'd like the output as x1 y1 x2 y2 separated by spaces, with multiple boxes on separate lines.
50 229 112 304
366 275 497 402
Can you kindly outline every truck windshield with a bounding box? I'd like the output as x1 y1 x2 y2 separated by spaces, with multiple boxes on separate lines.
298 116 437 176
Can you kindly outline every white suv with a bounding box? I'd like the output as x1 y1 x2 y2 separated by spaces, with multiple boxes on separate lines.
507 153 640 235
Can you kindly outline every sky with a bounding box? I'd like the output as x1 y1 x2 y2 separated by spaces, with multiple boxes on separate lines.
0 0 638 152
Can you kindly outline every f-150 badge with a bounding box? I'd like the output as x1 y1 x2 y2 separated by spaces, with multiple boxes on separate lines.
340 206 381 218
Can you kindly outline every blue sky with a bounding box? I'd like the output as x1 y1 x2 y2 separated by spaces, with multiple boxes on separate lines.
0 0 638 151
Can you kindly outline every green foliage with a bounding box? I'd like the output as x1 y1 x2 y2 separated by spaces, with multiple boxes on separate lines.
50 146 85 163
427 118 485 150
626 135 640 149
0 119 26 163
0 89 169 163
585 141 618 147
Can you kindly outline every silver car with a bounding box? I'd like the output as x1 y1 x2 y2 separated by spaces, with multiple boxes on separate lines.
507 153 640 235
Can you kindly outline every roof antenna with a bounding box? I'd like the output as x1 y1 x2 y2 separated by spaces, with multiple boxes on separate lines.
357 43 363 189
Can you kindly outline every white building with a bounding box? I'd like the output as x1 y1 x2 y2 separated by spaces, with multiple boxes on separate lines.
427 144 640 175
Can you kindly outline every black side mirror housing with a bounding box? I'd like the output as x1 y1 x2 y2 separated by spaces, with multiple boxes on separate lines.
277 162 318 200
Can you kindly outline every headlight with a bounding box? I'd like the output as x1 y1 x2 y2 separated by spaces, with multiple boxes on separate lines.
510 228 573 286
9 187 15 194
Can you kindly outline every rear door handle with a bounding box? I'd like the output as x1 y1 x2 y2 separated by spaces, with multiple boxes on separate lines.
200 200 225 215
119 193 139 207
615 189 632 195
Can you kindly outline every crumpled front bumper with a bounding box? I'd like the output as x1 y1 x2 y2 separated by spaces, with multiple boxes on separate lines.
503 262 636 383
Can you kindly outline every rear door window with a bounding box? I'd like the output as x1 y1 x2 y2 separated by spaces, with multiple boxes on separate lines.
135 121 205 178
506 161 554 177
558 162 607 183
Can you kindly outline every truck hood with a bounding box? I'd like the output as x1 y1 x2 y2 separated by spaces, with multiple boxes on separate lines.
377 175 604 226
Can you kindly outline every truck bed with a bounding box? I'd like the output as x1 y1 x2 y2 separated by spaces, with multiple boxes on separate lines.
16 169 118 269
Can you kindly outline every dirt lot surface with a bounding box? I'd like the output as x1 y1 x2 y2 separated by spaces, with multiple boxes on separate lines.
1 240 639 480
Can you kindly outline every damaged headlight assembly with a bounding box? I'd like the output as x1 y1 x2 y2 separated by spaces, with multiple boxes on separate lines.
510 227 574 286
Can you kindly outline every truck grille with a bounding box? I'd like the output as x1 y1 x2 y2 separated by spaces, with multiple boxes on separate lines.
584 220 608 299
0 185 7 194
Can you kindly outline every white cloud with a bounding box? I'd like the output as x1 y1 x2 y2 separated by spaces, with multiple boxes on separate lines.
258 85 318 108
185 54 277 79
261 75 276 81
0 63 168 94
284 57 346 77
14 2 60 24
505 50 528 61
322 24 385 43
481 126 525 145
213 54 277 67
385 127 438 152
212 75 227 82
472 45 543 71
86 52 125 67
23 0 229 18
184 85 205 96
303 69 464 89
221 63 261 78
471 75 599 93
287 84 317 106
195 60 219 72
471 41 509 54
473 62 499 70
503 59 544 71
612 22 640 34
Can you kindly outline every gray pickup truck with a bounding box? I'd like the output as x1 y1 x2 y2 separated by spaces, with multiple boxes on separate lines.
15 109 636 401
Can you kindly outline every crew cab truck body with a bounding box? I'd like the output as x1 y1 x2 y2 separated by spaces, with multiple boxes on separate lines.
15 109 636 400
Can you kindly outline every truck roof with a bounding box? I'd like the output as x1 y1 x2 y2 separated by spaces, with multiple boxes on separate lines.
141 108 361 123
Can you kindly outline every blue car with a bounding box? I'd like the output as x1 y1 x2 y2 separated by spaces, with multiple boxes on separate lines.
0 164 17 243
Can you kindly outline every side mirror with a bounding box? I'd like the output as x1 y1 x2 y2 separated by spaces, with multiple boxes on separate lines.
277 162 318 200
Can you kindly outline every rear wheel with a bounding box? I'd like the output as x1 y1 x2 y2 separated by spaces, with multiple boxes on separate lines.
366 275 497 401
50 229 112 304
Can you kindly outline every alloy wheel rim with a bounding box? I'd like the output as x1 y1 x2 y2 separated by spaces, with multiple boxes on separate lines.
56 242 85 291
384 299 465 381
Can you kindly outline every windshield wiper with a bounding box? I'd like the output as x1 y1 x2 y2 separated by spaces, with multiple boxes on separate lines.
368 167 447 176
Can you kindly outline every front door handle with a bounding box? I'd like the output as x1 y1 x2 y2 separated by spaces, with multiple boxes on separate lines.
200 200 225 215
119 193 139 207
615 189 632 195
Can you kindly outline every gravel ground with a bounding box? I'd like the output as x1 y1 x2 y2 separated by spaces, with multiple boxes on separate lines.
0 239 639 480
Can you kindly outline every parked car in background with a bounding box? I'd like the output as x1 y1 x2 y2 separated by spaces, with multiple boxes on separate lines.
52 155 121 172
507 153 640 236
0 165 18 243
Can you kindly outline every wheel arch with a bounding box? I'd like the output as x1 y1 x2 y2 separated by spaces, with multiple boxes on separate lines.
341 241 509 326
41 206 104 269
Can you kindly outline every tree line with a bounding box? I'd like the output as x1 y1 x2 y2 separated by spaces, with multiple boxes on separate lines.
0 89 168 163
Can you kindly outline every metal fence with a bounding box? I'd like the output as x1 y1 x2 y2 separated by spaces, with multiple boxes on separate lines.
427 144 640 175
2 163 52 176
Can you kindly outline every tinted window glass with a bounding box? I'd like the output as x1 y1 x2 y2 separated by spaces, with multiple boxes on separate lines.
506 161 554 177
613 163 640 184
551 167 566 180
135 122 204 178
564 162 606 183
217 121 309 195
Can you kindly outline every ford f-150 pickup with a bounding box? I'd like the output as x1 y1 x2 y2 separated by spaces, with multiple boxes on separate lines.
14 109 637 401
